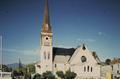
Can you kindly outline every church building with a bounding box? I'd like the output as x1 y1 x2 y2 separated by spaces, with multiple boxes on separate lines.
35 0 101 79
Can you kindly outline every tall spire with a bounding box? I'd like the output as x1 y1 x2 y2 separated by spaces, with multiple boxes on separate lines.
42 0 52 33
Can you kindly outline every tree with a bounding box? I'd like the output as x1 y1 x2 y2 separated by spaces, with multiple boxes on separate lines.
105 59 111 65
65 70 77 79
12 70 18 76
42 71 55 79
12 63 35 77
0 65 12 72
33 73 41 79
24 73 31 79
26 64 35 74
56 71 65 79
12 70 24 76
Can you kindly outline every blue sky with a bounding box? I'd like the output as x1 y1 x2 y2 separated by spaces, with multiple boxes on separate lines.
0 0 120 64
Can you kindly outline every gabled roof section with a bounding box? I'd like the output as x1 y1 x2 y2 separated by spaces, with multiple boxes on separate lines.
69 44 88 63
53 47 75 56
53 47 75 63
92 51 101 64
69 44 101 64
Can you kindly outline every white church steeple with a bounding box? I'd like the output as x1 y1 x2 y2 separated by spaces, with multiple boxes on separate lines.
40 0 53 73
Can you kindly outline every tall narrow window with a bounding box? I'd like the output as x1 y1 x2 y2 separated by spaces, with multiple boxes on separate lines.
87 66 89 72
44 52 46 59
55 64 57 68
84 66 86 72
117 70 119 74
48 52 50 59
111 65 113 70
91 67 93 72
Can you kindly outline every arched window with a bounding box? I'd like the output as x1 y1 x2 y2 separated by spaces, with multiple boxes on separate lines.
84 66 86 72
87 66 89 72
48 52 50 59
44 52 46 59
91 67 93 72
37 65 41 69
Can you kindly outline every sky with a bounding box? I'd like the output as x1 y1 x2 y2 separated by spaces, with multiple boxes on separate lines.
0 0 120 64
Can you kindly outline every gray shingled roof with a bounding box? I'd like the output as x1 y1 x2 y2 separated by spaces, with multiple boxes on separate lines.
53 47 75 63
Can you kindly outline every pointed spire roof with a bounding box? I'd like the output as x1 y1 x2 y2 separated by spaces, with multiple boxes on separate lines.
41 0 52 33
19 58 22 68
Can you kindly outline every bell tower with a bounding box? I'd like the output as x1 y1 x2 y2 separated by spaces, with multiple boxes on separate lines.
40 0 53 73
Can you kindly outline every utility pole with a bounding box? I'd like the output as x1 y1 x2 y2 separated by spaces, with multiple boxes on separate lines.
0 36 2 72
0 36 2 79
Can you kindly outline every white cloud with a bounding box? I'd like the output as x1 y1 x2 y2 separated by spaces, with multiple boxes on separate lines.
1 48 39 56
54 44 73 48
77 38 95 42
98 32 106 36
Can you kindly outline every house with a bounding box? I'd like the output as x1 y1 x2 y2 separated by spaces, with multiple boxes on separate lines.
0 71 12 79
112 63 120 79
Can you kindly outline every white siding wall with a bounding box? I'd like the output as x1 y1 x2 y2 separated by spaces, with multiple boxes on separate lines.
112 64 120 78
70 46 101 79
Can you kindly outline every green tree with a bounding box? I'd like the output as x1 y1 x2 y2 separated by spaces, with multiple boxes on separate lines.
13 63 35 77
56 71 65 79
42 71 55 79
12 70 18 76
105 59 111 65
33 73 41 79
24 73 31 79
0 65 12 72
26 64 35 74
65 70 77 79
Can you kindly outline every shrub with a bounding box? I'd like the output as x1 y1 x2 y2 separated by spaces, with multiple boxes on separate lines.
42 71 55 79
56 71 65 79
33 73 41 79
65 70 77 79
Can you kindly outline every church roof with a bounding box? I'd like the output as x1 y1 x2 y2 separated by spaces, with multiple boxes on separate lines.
53 47 75 63
53 47 75 56
41 0 52 33
92 51 101 64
